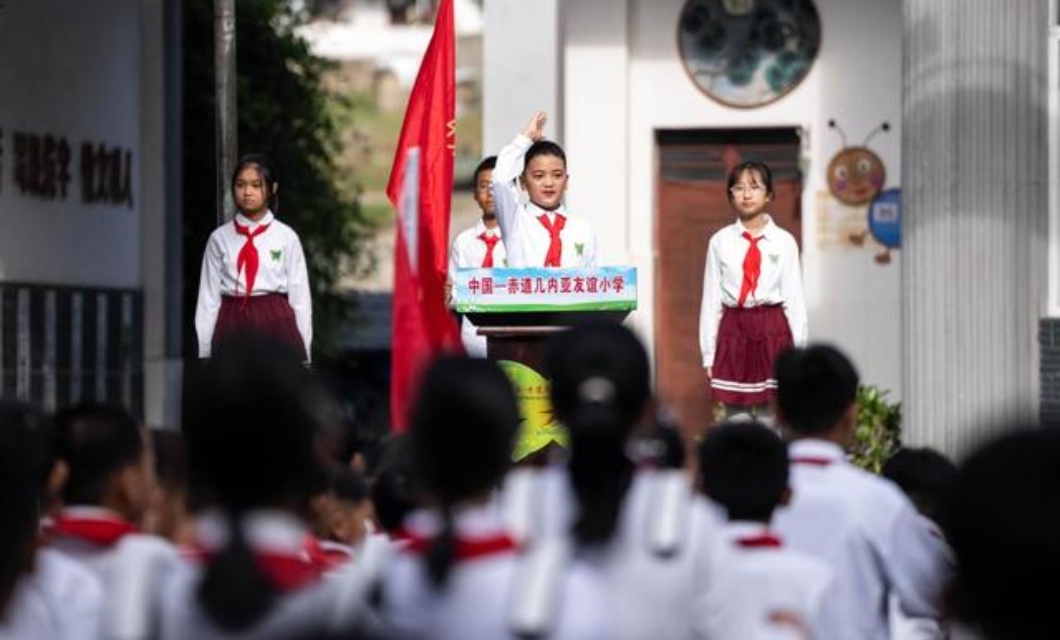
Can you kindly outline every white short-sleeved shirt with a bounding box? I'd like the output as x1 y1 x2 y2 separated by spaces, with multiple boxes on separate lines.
194 211 312 359
0 548 105 640
698 215 807 367
449 220 506 357
692 521 834 640
772 439 953 640
491 135 597 268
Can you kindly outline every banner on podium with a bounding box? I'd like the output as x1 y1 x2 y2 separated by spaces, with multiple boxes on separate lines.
452 266 638 313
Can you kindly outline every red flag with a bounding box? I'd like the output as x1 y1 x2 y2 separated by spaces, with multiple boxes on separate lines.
386 0 463 433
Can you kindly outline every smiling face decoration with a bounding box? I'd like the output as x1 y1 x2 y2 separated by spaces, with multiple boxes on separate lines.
826 120 889 206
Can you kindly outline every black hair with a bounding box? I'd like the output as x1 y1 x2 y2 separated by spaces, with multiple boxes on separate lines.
547 323 650 547
881 447 957 524
774 344 859 435
940 426 1060 639
369 436 416 534
0 402 49 620
230 153 279 214
409 356 519 587
330 466 369 505
726 160 775 203
183 333 321 632
523 141 567 173
698 422 788 522
53 402 144 506
473 156 497 186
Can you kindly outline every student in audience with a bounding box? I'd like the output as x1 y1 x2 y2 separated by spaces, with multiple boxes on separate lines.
378 356 523 640
771 344 952 640
48 402 154 580
0 400 104 640
144 429 196 547
695 421 834 640
941 425 1060 640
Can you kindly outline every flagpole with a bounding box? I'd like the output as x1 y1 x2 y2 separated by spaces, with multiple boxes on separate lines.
215 0 237 225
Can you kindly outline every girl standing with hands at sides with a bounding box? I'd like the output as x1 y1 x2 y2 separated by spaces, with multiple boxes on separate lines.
699 161 806 420
195 154 313 363
491 111 598 268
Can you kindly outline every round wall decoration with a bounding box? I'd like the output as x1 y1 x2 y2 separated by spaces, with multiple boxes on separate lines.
677 0 822 108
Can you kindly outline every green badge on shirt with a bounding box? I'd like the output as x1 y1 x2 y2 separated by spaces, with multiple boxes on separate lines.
270 249 283 262
575 242 585 257
769 254 780 264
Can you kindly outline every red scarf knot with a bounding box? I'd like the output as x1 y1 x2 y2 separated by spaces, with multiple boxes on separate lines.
233 220 271 308
738 230 763 307
537 213 566 268
478 232 500 268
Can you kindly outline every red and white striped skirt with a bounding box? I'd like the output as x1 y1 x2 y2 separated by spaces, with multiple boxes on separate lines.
212 293 307 361
710 305 793 406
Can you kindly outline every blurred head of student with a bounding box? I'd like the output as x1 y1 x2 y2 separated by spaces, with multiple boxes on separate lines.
547 322 651 546
698 421 789 523
408 356 519 586
882 447 957 524
520 141 568 211
144 429 195 546
319 467 373 548
774 344 859 446
941 425 1060 639
473 156 497 220
0 402 51 618
53 402 153 525
183 334 322 631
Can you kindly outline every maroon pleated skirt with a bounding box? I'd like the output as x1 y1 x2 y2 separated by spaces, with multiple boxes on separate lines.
710 305 793 406
212 294 307 361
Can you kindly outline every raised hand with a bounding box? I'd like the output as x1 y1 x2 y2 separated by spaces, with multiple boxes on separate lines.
522 111 547 142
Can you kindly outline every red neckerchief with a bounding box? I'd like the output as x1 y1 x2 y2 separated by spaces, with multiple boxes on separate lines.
536 213 566 267
233 219 271 308
188 541 324 593
735 533 783 549
50 512 138 547
478 232 500 268
791 456 833 467
393 528 518 562
738 231 763 307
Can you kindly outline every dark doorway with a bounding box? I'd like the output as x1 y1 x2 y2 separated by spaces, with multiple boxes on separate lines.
654 128 803 443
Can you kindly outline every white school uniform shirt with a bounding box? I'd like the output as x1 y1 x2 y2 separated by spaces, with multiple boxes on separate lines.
194 210 313 359
698 215 807 368
47 506 140 583
692 521 834 640
491 134 598 268
142 510 373 640
771 440 953 640
0 548 104 640
448 219 506 357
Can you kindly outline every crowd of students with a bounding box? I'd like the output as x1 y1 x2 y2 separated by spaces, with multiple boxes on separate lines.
0 326 1051 640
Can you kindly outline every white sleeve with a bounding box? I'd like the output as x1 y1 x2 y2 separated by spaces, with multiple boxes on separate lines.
880 503 953 620
492 135 533 248
781 236 808 346
194 233 224 359
698 237 723 368
287 232 314 362
448 234 462 281
584 227 599 267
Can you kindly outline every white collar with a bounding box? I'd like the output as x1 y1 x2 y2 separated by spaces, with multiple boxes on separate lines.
234 210 275 228
733 214 775 238
474 218 502 237
195 508 308 554
527 202 568 219
401 501 508 539
788 438 847 464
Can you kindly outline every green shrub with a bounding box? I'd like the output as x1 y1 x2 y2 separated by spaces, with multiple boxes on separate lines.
850 385 902 474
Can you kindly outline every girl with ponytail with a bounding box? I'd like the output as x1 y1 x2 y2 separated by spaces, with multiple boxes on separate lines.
125 334 372 640
540 323 704 640
378 356 523 640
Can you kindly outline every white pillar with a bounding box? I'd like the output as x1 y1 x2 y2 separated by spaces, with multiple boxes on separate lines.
902 0 1048 455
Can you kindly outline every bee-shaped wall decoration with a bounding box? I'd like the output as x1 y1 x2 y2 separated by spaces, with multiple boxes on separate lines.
826 120 889 206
